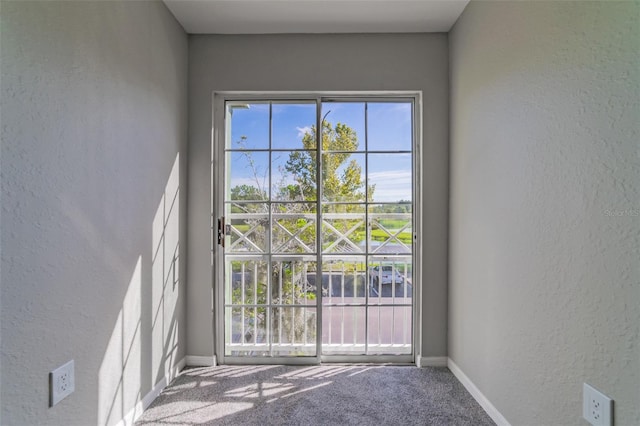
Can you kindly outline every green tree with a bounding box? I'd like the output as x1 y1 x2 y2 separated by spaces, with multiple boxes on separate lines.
230 184 266 201
280 121 371 202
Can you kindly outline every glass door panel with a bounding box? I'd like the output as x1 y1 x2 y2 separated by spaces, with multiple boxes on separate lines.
224 101 318 358
222 98 414 361
320 100 413 358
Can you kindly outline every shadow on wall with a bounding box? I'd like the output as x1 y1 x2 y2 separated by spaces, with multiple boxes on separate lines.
98 154 181 426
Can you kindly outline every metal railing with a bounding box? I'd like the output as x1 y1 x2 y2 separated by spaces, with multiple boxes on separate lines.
227 211 412 254
225 258 412 356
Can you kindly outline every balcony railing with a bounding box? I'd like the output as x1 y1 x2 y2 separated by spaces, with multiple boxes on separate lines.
225 260 412 357
227 212 412 255
225 210 412 356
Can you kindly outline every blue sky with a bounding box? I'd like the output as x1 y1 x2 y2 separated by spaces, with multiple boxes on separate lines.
227 101 413 202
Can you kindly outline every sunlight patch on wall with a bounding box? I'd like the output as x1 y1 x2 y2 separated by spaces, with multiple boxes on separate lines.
98 256 142 426
152 154 181 387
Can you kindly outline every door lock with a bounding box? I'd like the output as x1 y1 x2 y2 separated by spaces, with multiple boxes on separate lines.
217 217 225 247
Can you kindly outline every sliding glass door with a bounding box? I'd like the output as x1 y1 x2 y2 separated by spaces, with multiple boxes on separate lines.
319 100 413 359
218 96 416 363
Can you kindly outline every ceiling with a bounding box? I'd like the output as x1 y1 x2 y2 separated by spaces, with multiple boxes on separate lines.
163 0 470 34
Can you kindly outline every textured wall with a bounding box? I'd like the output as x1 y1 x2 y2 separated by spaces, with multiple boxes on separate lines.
187 34 450 359
1 2 188 425
449 1 639 425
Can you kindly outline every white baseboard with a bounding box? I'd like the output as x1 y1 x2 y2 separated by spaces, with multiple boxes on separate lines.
186 355 217 367
115 356 186 426
447 358 511 426
418 356 448 367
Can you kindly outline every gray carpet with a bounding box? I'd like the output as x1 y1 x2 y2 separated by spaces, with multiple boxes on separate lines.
136 365 496 426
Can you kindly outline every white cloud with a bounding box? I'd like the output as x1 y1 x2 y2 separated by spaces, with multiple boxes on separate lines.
368 170 412 181
296 126 313 138
368 170 412 202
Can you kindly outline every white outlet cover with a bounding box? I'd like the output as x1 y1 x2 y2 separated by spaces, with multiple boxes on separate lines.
583 383 613 426
50 360 75 406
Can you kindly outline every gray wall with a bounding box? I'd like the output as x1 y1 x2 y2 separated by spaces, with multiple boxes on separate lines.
1 2 188 425
187 34 450 358
449 2 639 425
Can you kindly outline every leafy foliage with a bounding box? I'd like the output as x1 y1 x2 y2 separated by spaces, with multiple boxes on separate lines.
230 184 267 202
281 121 371 203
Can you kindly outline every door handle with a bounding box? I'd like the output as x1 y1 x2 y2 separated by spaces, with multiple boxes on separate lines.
217 217 225 247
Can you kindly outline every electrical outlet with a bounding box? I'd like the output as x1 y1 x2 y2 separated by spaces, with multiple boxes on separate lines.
583 383 613 426
50 360 75 406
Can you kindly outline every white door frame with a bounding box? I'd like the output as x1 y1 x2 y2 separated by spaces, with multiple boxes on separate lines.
211 91 423 365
